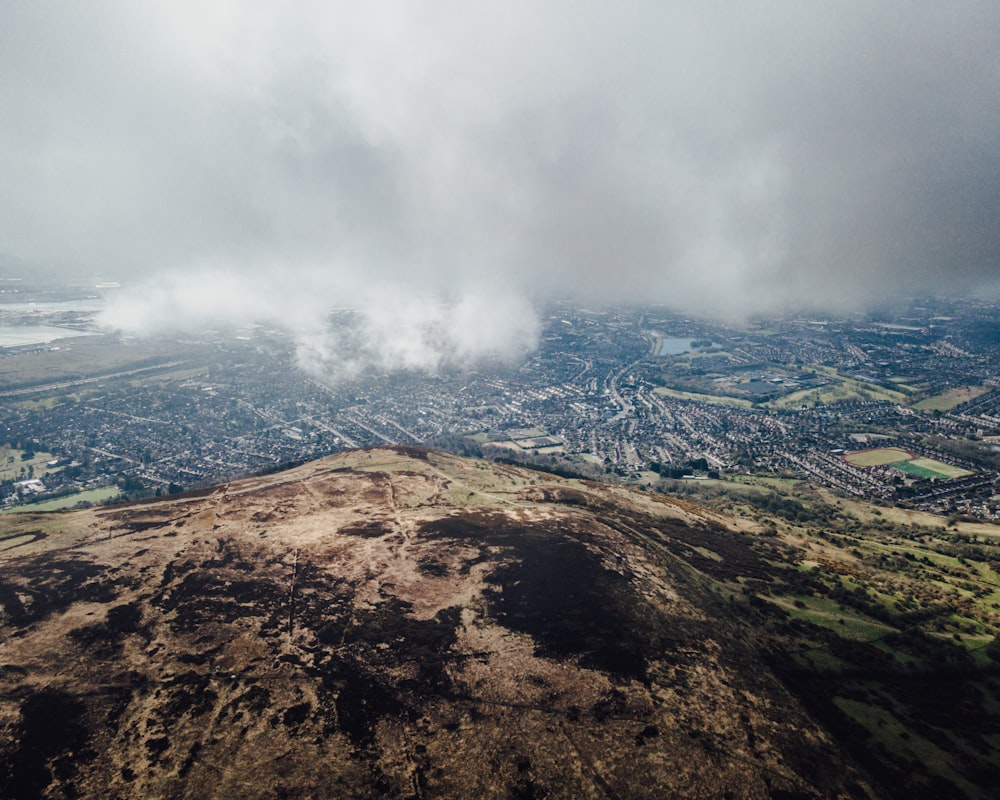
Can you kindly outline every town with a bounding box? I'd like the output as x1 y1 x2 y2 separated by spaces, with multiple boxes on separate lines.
2 285 1000 519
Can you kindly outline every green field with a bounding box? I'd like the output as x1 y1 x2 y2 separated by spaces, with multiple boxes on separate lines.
892 460 945 479
896 457 972 480
914 386 989 412
769 370 909 410
3 485 122 512
766 594 895 641
0 448 57 481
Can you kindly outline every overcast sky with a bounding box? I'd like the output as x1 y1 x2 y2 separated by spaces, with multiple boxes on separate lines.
3 2 999 369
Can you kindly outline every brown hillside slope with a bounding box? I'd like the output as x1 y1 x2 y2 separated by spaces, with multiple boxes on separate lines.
1 447 872 799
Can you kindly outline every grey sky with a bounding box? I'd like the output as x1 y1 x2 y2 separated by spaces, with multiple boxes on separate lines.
3 2 999 362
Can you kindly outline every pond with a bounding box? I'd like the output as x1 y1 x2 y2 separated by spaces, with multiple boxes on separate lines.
657 338 705 356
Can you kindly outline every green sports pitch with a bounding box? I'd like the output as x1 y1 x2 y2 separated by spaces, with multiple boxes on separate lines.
842 448 972 480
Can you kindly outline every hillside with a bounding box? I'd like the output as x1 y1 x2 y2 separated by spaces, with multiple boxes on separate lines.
1 447 997 799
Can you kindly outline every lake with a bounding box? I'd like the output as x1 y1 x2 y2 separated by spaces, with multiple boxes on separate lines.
657 338 699 356
0 325 98 347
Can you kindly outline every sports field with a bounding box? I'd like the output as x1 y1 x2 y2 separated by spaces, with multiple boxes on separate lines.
843 447 914 467
897 458 972 480
3 485 122 513
843 448 972 480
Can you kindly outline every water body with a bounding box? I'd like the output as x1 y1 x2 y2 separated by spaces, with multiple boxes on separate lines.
0 298 105 313
657 338 703 356
0 326 98 347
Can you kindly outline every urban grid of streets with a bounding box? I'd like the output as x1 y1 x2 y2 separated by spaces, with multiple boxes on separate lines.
2 297 1000 519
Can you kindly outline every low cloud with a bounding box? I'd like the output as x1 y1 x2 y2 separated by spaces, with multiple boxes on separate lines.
99 271 539 380
292 288 540 380
10 2 1000 361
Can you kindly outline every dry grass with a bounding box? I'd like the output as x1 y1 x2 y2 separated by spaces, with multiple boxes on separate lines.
843 447 914 467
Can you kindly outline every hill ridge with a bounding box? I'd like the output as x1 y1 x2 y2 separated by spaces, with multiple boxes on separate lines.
0 447 931 798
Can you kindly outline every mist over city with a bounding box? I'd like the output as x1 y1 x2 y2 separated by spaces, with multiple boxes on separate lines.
4 2 1000 368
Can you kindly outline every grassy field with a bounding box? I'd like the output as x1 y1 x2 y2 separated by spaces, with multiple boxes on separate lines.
832 697 982 799
765 594 895 641
914 386 989 412
769 371 909 410
3 485 122 512
888 377 927 392
897 457 973 480
0 448 58 481
652 362 909 411
684 350 733 361
843 447 915 467
0 335 205 391
128 365 209 387
657 465 1000 797
766 387 826 409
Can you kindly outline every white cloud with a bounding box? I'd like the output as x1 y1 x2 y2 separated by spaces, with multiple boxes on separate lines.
7 1 1000 350
99 268 538 381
